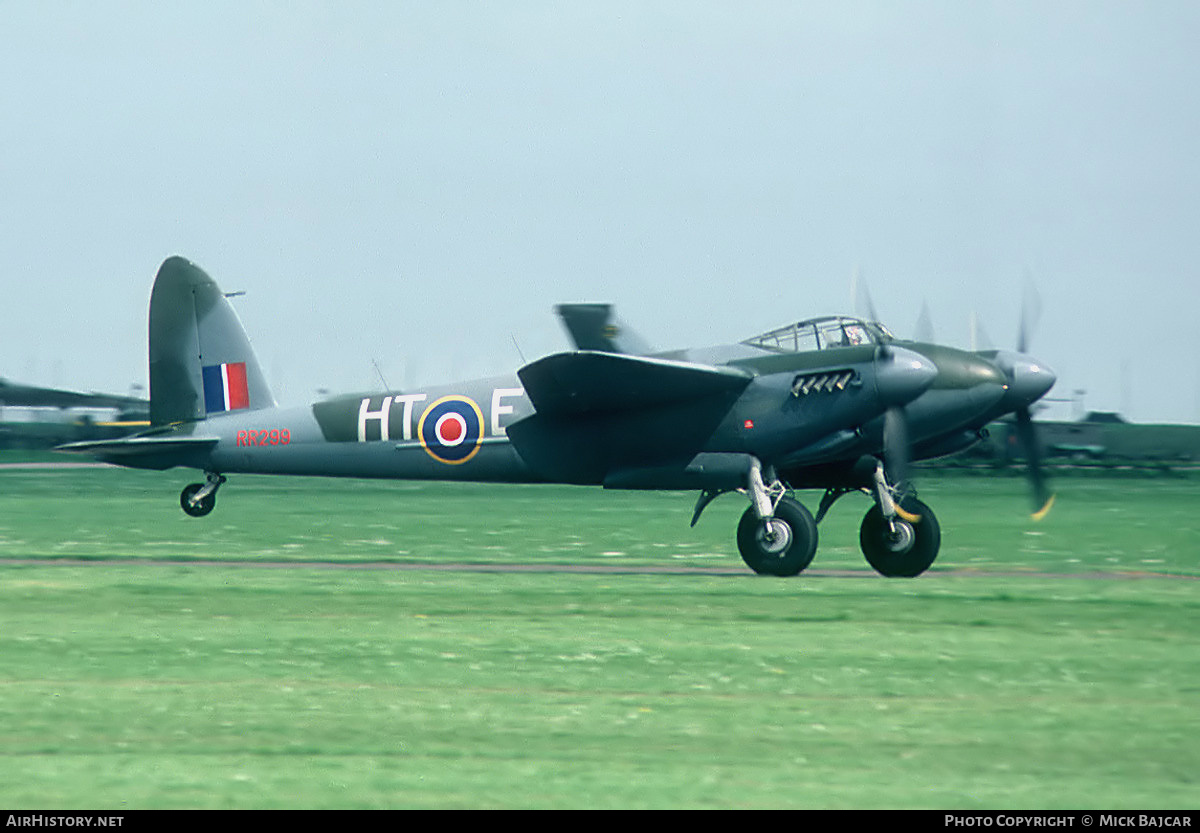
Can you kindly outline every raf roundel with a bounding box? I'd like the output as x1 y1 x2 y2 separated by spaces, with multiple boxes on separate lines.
417 395 485 464
434 412 467 446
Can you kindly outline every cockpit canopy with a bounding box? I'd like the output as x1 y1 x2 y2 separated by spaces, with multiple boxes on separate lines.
742 315 895 353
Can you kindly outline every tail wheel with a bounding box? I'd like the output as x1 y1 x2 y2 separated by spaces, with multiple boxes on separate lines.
180 483 216 517
736 496 818 577
859 497 940 577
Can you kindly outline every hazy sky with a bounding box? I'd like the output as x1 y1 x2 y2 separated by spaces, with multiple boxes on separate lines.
3 2 1198 422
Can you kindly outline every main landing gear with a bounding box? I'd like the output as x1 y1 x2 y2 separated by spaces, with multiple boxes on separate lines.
722 459 818 577
705 457 941 578
820 460 940 578
858 495 940 577
180 472 225 518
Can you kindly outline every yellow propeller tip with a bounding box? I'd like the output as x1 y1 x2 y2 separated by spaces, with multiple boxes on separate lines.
895 505 923 524
1031 494 1056 522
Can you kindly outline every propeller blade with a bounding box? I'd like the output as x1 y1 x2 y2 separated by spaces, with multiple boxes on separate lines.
853 267 881 324
1017 275 1042 354
970 310 994 352
883 405 911 487
882 405 924 523
914 300 935 343
1014 406 1055 520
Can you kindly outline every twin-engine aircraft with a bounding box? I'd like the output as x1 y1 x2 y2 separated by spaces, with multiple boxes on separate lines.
62 257 1056 578
0 377 146 412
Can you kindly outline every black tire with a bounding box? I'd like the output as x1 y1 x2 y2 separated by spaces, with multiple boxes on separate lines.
180 483 216 518
736 496 818 577
859 497 940 577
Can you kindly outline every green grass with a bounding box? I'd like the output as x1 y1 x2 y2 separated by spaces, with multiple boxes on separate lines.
3 461 1198 577
0 459 1197 808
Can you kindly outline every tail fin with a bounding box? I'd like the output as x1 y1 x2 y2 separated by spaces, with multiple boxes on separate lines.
148 256 276 426
555 304 653 355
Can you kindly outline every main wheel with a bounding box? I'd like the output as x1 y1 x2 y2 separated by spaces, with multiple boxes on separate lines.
859 497 940 577
736 496 818 577
180 483 216 518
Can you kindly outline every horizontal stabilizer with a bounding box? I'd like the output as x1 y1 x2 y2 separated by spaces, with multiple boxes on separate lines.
518 351 751 416
59 436 217 455
555 304 653 354
57 436 217 470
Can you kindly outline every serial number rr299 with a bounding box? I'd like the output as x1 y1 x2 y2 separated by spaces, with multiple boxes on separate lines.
236 429 291 447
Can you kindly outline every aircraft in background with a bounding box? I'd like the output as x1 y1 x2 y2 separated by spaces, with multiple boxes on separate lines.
0 376 146 412
0 376 148 448
61 257 1055 578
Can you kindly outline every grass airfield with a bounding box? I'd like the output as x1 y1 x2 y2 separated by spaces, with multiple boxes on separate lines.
0 457 1197 809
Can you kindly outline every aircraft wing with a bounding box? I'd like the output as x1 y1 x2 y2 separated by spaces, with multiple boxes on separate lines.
518 351 752 416
0 378 147 410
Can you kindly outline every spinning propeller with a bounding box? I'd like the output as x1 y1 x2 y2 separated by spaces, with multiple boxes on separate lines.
858 273 922 517
1010 281 1056 520
980 279 1056 519
1015 405 1055 519
882 403 925 524
874 338 928 524
855 267 1056 519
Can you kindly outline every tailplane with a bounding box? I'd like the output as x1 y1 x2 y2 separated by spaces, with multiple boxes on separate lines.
149 256 275 425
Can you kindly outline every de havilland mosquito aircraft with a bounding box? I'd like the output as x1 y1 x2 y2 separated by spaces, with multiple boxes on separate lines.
61 257 1057 578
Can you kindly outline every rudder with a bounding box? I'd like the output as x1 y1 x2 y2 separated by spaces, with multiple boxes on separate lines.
149 256 276 426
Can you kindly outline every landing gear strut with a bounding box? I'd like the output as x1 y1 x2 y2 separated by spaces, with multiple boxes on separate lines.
734 459 818 577
180 472 225 518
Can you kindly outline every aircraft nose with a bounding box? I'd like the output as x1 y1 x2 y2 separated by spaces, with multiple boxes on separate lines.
1010 357 1057 404
987 350 1057 406
874 346 938 406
